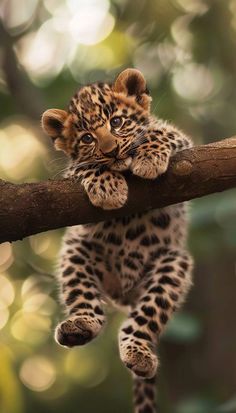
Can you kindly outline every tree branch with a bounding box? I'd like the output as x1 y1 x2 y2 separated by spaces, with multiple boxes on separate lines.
1 137 236 244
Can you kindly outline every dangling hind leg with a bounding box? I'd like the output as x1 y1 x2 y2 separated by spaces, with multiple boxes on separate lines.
119 248 193 379
133 375 157 413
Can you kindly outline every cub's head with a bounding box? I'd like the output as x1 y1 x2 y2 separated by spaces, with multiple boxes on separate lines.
42 69 152 172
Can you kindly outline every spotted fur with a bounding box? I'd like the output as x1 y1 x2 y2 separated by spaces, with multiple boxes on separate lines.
42 69 193 413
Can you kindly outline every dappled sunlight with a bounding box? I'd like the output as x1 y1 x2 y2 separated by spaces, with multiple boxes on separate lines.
23 293 56 315
0 274 15 308
174 0 209 15
11 310 51 344
0 122 45 181
0 243 13 272
0 345 24 413
0 0 39 34
20 356 56 391
17 24 74 81
65 346 109 387
29 231 61 259
15 0 115 81
172 63 215 102
0 307 9 330
68 0 115 45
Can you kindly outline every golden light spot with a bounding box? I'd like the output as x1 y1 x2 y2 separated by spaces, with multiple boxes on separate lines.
0 307 9 329
23 293 56 316
21 276 43 299
0 124 44 180
1 0 39 32
29 234 51 255
20 356 56 392
65 347 108 387
11 311 51 344
0 274 15 308
0 243 13 272
29 231 61 259
172 63 215 102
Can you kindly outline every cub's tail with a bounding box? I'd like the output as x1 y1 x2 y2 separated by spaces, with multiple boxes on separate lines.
132 374 157 413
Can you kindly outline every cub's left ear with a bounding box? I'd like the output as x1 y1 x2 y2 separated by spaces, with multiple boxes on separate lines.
41 109 68 151
41 109 67 139
113 68 151 110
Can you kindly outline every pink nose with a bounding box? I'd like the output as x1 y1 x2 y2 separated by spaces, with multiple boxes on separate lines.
102 146 119 157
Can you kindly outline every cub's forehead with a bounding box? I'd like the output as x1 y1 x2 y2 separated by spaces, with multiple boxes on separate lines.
69 82 113 114
67 82 126 130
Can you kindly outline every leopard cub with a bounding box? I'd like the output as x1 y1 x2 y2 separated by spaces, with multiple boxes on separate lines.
42 69 193 413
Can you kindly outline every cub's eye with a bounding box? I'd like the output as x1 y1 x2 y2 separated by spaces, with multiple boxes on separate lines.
110 116 122 129
81 133 94 144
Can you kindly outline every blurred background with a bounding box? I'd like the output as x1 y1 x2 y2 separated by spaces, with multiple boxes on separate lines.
0 0 236 412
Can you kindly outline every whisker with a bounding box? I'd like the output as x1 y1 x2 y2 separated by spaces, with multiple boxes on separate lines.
119 133 149 157
52 166 70 179
75 158 110 170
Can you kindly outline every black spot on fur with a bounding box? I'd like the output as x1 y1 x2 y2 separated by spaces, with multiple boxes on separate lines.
66 278 79 287
81 240 92 251
148 286 164 294
63 266 74 277
124 258 138 271
106 232 122 245
155 296 170 310
133 331 151 341
160 312 168 324
66 289 83 305
129 251 143 259
122 325 133 335
77 247 89 258
94 306 104 315
159 275 180 287
151 213 170 229
141 305 156 317
135 316 147 326
158 265 173 273
126 225 146 240
140 404 153 413
94 269 103 280
75 302 93 309
70 255 85 265
84 292 94 300
85 265 93 275
144 387 155 399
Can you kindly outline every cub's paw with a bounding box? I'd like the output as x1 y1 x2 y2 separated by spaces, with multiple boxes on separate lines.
131 155 168 179
84 173 128 210
55 315 103 347
120 341 158 379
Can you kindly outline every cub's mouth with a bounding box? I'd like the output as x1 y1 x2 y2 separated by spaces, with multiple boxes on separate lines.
109 156 132 171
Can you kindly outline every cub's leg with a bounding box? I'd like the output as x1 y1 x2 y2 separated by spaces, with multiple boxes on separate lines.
119 248 193 378
55 243 106 347
81 169 128 210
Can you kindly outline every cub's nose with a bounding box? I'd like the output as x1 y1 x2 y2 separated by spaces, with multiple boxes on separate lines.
102 146 119 158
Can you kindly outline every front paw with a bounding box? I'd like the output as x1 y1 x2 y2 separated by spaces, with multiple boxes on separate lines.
84 173 128 210
131 155 168 179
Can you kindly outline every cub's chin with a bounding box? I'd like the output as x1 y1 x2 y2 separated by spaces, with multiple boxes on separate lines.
109 156 132 172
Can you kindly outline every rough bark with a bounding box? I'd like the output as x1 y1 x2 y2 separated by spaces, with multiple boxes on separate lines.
0 137 236 244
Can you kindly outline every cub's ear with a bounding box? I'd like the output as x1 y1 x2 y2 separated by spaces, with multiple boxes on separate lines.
113 68 151 110
41 109 68 150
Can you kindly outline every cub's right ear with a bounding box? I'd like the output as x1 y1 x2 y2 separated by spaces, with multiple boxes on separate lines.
41 109 68 147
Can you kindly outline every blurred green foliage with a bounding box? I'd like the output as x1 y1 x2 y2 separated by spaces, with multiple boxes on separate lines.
0 1 236 412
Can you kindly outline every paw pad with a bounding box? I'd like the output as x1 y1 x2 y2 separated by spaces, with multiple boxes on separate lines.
55 318 93 347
